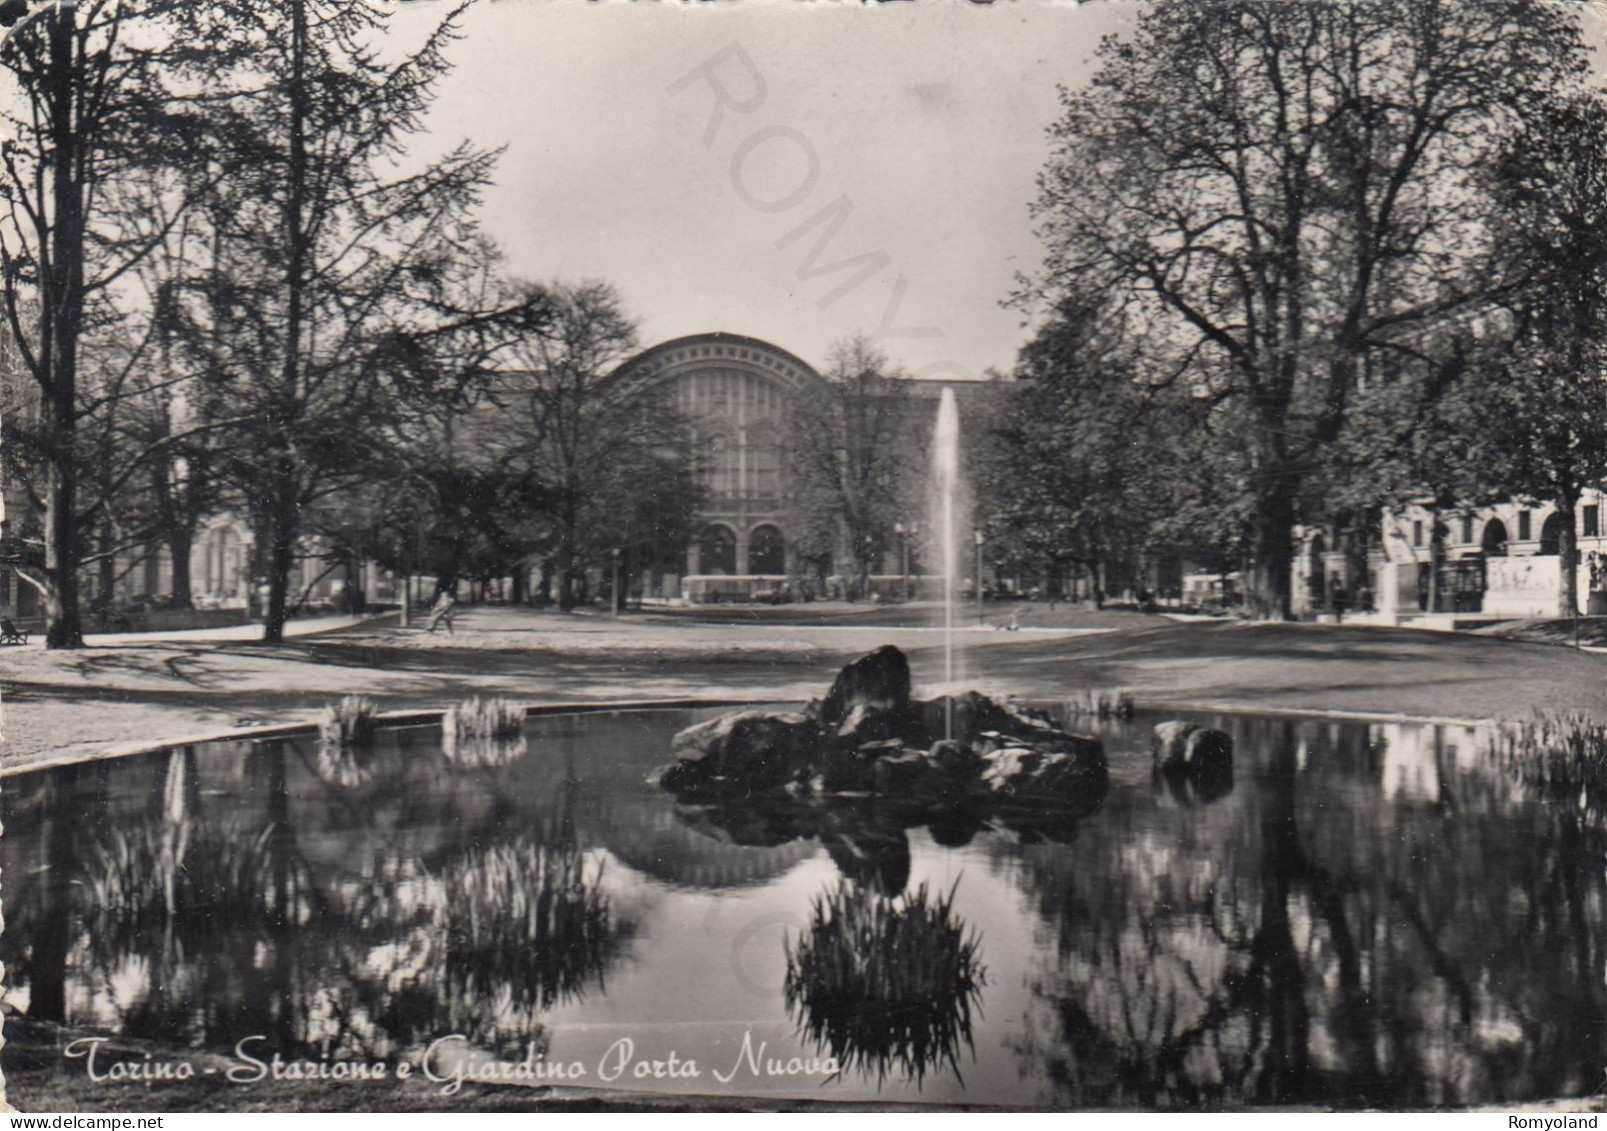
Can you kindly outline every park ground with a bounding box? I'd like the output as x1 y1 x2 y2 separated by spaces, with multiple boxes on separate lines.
4 600 1607 774
8 602 1607 1114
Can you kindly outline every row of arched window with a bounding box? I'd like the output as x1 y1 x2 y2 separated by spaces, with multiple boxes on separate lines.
696 524 786 575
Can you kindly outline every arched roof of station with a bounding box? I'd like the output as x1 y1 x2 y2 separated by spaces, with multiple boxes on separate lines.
620 331 829 398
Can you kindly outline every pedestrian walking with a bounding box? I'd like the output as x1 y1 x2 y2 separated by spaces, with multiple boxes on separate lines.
425 588 457 635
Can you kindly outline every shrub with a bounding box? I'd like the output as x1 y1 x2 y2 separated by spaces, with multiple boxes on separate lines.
1062 688 1136 721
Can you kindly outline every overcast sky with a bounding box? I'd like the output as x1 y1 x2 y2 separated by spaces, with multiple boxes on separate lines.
392 0 1607 382
386 0 1138 381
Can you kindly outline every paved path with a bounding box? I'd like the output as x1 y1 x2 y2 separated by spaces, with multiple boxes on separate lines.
74 613 389 647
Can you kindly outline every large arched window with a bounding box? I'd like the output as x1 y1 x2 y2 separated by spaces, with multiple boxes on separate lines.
698 524 737 575
749 525 786 575
701 432 740 499
1540 513 1566 556
747 424 783 500
1481 519 1509 558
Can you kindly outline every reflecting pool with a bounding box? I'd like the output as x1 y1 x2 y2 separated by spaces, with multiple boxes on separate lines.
4 708 1604 1108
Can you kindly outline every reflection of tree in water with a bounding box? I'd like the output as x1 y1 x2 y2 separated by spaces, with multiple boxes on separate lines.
42 741 633 1065
784 879 985 1087
1009 717 1607 1108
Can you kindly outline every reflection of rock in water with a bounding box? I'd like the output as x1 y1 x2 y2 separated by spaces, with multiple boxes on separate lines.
818 811 911 895
677 785 1107 892
784 879 986 1087
1153 761 1235 809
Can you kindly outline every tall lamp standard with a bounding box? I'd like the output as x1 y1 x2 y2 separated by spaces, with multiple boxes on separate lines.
974 530 985 625
611 547 623 618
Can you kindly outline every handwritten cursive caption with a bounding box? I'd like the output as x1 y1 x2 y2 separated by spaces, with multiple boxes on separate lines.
64 1031 842 1096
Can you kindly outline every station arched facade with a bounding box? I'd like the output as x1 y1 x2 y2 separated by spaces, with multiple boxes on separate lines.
624 331 832 601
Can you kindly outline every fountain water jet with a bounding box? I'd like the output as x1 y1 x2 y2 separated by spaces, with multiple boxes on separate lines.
932 387 961 740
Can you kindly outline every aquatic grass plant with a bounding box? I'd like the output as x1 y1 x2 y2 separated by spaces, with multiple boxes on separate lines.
439 839 629 1013
319 694 379 748
1487 712 1607 813
783 879 986 1087
447 696 526 740
1062 688 1136 721
442 697 529 767
80 821 288 953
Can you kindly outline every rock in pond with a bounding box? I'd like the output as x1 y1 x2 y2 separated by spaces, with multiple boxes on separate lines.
664 709 817 793
1151 721 1233 773
653 646 1110 817
819 644 911 732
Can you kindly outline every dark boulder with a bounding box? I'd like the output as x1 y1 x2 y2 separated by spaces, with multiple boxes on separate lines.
819 645 911 732
979 735 1107 803
1152 721 1197 772
668 710 817 791
1153 721 1233 770
869 742 978 803
831 702 905 747
1184 727 1233 772
910 690 1077 748
823 737 905 793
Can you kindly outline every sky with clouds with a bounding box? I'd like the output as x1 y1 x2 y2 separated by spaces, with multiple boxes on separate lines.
393 0 1607 381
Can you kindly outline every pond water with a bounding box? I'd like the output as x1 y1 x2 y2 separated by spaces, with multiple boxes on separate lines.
4 707 1605 1109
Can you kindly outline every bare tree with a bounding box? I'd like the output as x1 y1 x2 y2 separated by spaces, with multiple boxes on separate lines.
785 334 914 599
1025 0 1588 618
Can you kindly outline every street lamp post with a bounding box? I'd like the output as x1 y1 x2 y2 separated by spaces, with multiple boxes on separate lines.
975 530 985 625
895 522 908 601
611 547 622 618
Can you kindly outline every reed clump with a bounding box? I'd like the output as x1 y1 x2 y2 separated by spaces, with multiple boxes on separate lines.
443 697 528 767
319 694 379 749
446 696 526 741
1062 688 1136 721
784 879 986 1086
1488 712 1607 812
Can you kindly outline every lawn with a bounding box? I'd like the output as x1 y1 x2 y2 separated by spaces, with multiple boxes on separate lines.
2 603 1604 773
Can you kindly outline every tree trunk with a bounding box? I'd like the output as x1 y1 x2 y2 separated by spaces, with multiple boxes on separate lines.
1557 490 1581 618
1245 485 1295 621
1426 505 1442 615
262 475 298 644
41 6 84 649
168 525 194 611
263 0 309 646
557 501 578 611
